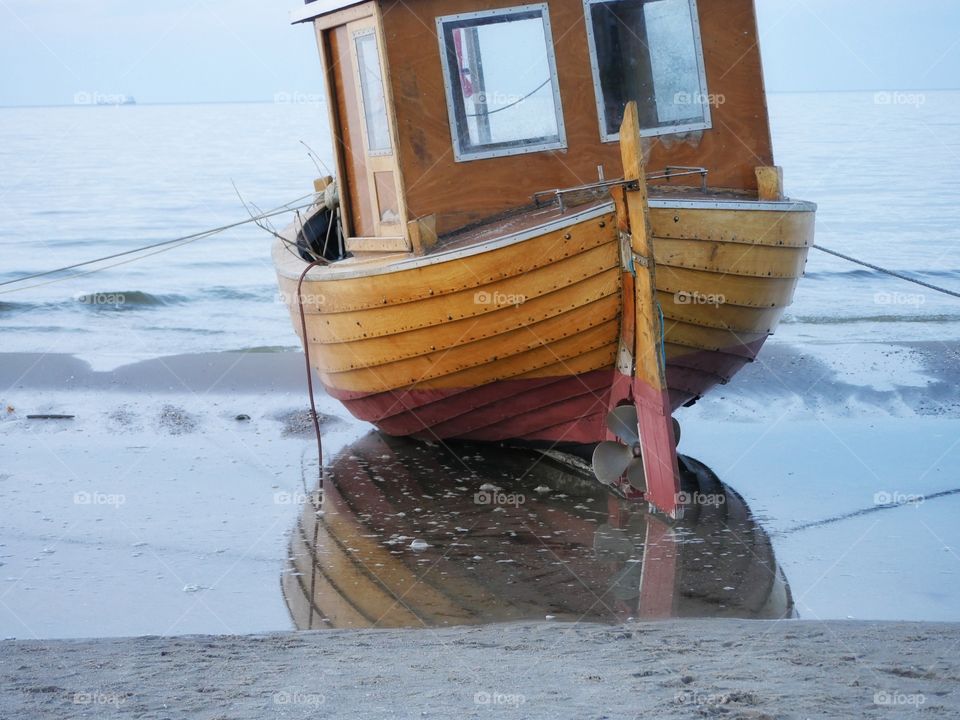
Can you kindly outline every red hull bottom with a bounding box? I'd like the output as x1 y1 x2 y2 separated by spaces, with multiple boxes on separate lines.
324 340 765 445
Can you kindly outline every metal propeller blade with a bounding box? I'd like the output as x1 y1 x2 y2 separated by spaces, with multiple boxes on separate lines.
606 405 639 445
593 405 649 492
592 440 633 484
625 456 646 491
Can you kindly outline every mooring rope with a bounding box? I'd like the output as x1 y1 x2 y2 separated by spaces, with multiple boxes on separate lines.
0 192 318 295
813 244 960 300
296 258 328 496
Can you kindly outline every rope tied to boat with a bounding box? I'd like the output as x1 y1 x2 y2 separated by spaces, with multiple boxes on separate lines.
0 193 319 295
296 259 327 497
812 244 960 300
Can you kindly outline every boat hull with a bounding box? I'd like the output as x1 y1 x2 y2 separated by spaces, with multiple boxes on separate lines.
274 197 814 445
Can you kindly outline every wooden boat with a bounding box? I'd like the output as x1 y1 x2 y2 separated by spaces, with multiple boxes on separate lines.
273 0 815 515
281 433 794 628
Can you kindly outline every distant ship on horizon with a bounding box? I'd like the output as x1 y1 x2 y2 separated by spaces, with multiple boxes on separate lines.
96 95 136 106
73 91 136 106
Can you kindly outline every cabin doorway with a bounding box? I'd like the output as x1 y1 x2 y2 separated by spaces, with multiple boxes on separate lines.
326 15 408 250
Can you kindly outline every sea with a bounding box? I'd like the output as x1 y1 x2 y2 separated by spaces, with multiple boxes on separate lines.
1 91 959 369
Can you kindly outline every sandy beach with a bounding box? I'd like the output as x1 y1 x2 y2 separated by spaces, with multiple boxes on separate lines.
3 620 959 718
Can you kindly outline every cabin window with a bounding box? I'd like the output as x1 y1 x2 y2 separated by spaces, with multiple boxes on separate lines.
437 4 567 162
584 0 711 141
354 29 392 155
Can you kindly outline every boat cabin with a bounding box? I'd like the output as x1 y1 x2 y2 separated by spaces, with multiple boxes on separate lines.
292 0 775 255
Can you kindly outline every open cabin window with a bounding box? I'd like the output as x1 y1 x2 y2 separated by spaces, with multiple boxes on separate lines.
584 0 710 141
437 4 566 162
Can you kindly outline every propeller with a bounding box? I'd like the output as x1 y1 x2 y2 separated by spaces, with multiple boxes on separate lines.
592 405 646 490
591 406 682 492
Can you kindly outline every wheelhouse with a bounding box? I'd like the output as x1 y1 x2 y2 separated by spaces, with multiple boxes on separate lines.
293 0 775 253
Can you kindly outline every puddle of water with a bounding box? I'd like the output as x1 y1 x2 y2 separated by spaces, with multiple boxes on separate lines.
283 433 794 629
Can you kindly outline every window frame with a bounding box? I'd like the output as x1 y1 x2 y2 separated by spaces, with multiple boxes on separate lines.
436 3 568 162
352 27 394 157
583 0 711 142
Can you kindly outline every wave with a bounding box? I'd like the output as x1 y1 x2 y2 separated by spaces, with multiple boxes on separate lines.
784 314 960 325
201 285 274 301
0 300 36 314
805 268 960 281
74 290 187 309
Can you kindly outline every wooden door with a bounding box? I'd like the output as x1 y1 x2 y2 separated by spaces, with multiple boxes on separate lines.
327 16 408 250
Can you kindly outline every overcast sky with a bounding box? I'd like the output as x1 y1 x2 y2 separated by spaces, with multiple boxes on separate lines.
0 0 958 106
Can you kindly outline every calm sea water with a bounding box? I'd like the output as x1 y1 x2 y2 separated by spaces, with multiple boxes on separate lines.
1 91 959 368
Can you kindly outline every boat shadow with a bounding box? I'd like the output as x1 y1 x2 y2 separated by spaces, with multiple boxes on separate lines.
282 433 794 629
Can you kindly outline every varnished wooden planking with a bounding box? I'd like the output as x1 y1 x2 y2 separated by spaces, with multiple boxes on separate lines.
511 343 617 381
281 214 617 312
321 319 619 393
649 207 815 247
307 285 620 372
306 270 620 352
656 290 785 334
655 265 801 309
377 0 773 234
319 297 619 387
654 238 809 279
662 318 767 356
299 254 619 344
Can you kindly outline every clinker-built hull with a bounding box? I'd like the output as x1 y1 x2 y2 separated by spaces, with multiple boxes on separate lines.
274 193 814 445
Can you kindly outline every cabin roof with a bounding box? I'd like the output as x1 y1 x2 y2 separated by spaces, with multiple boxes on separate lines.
291 0 362 24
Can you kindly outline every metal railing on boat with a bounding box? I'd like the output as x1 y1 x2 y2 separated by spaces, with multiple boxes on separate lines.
533 166 708 213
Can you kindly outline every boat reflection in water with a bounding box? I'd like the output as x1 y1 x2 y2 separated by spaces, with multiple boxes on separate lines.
282 434 794 629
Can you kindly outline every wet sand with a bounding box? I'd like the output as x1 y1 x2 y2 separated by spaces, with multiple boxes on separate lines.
3 621 960 719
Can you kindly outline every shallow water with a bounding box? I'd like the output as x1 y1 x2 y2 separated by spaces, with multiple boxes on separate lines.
0 354 957 639
1 92 960 367
284 434 793 629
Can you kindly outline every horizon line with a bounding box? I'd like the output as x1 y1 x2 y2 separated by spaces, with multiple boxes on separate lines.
2 87 959 110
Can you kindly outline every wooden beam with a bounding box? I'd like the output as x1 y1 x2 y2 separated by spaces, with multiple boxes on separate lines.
755 166 784 201
617 101 681 518
407 214 438 255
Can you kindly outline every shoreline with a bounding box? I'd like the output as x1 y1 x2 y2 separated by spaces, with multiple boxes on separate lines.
3 620 959 718
3 337 958 416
